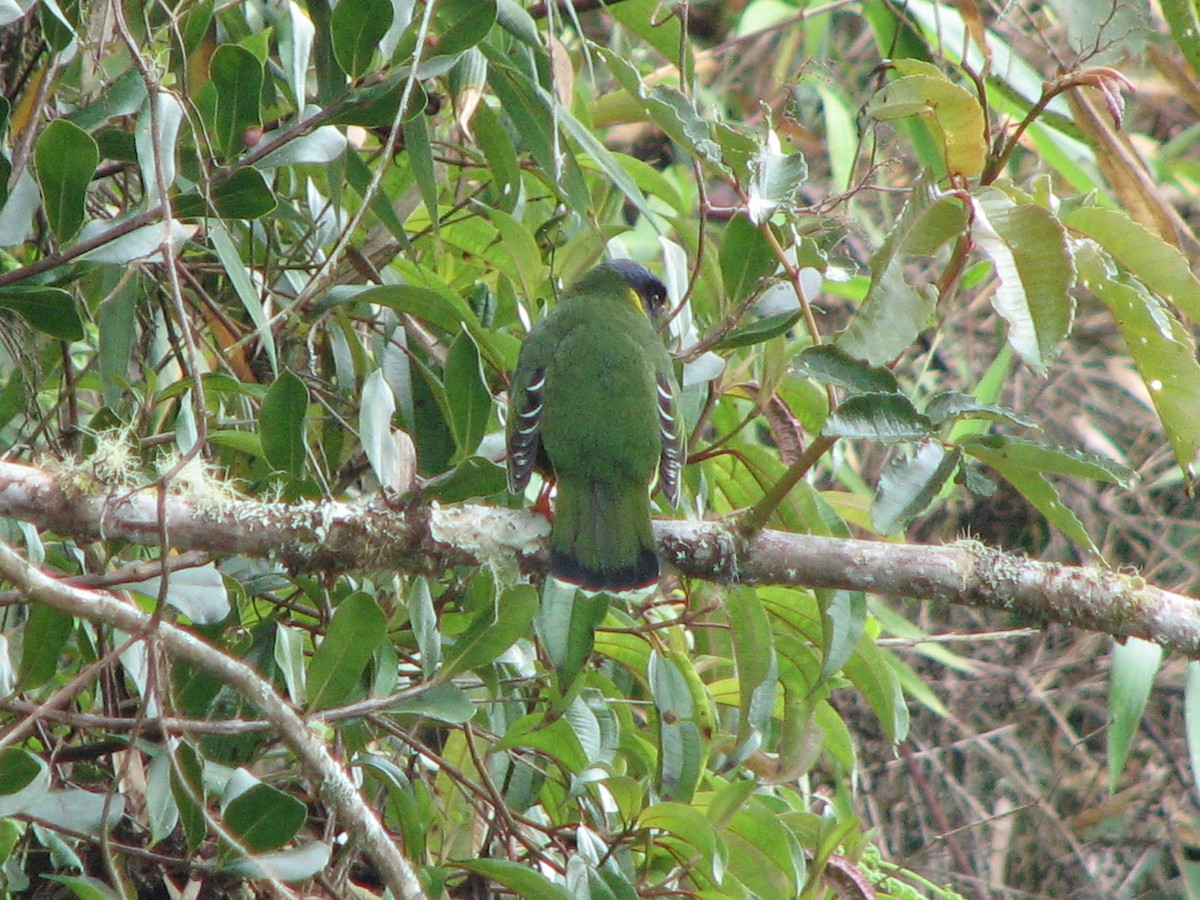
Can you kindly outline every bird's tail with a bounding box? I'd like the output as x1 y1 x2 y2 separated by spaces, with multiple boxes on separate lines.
550 479 659 592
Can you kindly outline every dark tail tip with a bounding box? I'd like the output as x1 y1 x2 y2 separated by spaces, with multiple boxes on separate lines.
549 546 659 593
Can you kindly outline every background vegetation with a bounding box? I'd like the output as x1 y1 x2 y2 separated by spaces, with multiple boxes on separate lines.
1 0 1200 896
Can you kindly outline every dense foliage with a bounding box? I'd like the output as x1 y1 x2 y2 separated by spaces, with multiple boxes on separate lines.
2 0 1200 896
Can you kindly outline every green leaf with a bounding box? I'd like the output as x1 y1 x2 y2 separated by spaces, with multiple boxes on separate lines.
536 579 607 687
924 390 1035 428
1077 242 1200 482
818 589 867 685
648 652 704 802
713 310 801 350
430 0 497 58
443 583 537 677
259 370 309 476
971 187 1075 370
607 0 689 66
723 800 805 897
867 63 986 177
391 682 476 724
174 168 277 219
747 136 808 224
331 0 392 79
209 44 264 156
639 802 724 885
409 577 440 680
958 434 1134 486
872 442 962 534
1186 663 1200 810
0 748 43 797
727 589 776 751
1162 0 1200 82
16 602 74 690
455 859 572 900
598 48 727 172
720 214 777 303
34 119 98 241
838 175 964 365
444 329 492 462
306 592 388 709
223 783 307 853
1065 206 1200 324
822 392 934 441
961 437 1101 555
793 344 899 394
41 876 119 900
169 741 207 853
1107 637 1162 793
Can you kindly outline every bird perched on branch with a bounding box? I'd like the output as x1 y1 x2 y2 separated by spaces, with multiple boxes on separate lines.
506 260 684 593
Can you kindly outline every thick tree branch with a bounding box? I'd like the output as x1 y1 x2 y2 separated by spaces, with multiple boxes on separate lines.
1 461 1198 656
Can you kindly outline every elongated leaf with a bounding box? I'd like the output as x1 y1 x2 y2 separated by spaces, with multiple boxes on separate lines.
1186 662 1200 807
455 859 572 900
1108 637 1162 793
723 800 805 897
1077 242 1200 482
971 187 1074 370
823 392 934 441
648 651 704 802
727 589 776 752
838 176 964 365
16 602 74 689
536 578 607 686
34 119 98 241
962 440 1099 556
818 589 866 685
259 370 309 476
209 44 264 155
444 329 491 462
443 584 537 677
957 434 1133 486
924 390 1035 428
306 592 387 709
793 344 899 394
639 802 724 885
873 442 961 534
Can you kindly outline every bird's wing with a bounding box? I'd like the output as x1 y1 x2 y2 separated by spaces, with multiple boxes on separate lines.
656 372 684 507
506 365 545 494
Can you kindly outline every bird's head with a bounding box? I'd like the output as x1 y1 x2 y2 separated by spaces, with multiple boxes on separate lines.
571 259 671 323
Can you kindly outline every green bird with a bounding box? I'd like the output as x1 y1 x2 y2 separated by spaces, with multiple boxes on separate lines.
507 260 685 592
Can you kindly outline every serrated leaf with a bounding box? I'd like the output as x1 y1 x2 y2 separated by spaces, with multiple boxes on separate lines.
818 589 866 685
924 389 1035 427
1077 242 1200 483
823 392 934 441
957 434 1134 486
34 119 98 241
962 439 1099 555
306 592 387 709
793 344 899 394
1108 637 1162 793
838 175 965 365
873 442 962 534
971 188 1074 370
259 370 309 476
